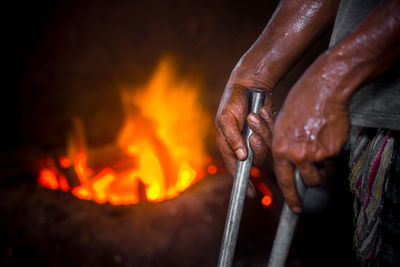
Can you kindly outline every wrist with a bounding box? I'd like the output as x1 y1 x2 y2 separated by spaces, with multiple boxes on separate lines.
315 44 376 104
230 53 281 94
321 0 400 103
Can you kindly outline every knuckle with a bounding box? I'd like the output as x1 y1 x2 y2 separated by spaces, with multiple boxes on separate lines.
250 134 263 146
273 144 286 158
292 149 307 164
292 155 304 165
216 110 229 127
253 144 267 154
277 177 291 189
215 110 230 129
314 150 325 162
219 109 230 120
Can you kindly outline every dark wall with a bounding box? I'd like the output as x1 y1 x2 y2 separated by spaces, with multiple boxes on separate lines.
2 0 281 153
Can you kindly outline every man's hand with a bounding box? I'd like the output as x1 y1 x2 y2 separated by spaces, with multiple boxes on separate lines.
270 0 400 213
215 0 339 177
215 76 275 177
271 55 350 213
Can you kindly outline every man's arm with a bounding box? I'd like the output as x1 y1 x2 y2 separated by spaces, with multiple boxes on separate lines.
215 0 340 176
269 0 400 213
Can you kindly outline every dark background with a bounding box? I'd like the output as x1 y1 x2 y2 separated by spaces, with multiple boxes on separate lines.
2 0 281 152
1 1 357 266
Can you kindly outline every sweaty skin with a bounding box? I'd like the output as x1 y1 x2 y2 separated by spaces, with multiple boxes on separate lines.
273 0 400 212
215 0 339 176
216 0 400 213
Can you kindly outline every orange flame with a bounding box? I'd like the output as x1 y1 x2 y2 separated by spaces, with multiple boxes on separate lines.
38 58 210 205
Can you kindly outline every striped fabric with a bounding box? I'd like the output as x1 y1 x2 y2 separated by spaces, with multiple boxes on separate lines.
380 134 400 266
348 127 395 266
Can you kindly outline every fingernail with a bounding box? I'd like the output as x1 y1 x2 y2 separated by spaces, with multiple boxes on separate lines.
260 108 268 118
235 148 245 160
252 134 262 145
248 114 260 124
292 206 302 213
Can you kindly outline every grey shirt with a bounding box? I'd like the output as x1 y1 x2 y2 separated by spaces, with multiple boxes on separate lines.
329 0 400 130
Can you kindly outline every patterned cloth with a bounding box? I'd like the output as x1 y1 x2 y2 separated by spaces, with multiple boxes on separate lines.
348 127 399 266
379 134 400 266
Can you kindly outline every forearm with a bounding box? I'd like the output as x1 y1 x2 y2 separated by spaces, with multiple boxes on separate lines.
315 0 400 104
231 0 340 92
215 0 340 171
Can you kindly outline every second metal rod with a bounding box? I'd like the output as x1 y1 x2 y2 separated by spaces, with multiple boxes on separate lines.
267 168 307 267
217 89 265 267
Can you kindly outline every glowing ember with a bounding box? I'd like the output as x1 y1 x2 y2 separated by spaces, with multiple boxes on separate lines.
58 156 72 168
38 168 70 192
207 164 218 175
261 195 272 207
250 177 274 208
250 167 261 178
38 58 210 205
38 169 59 190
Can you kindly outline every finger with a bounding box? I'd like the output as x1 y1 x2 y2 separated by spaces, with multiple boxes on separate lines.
247 113 270 166
263 93 275 114
298 163 321 187
248 112 273 147
217 109 247 161
274 158 302 213
263 94 277 122
249 133 267 166
216 129 238 177
217 128 256 198
259 107 276 137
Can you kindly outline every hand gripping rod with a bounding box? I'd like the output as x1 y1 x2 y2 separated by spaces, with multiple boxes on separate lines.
217 89 265 267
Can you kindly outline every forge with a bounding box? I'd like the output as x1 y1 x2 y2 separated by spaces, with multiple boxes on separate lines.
2 0 358 266
37 58 213 205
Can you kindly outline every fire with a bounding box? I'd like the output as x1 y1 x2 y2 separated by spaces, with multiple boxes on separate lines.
38 169 59 190
38 165 70 192
38 58 210 205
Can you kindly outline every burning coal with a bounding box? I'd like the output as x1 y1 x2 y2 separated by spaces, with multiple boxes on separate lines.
38 58 211 205
37 57 274 208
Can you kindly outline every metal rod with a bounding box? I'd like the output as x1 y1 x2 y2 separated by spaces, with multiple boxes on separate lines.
217 89 265 267
267 168 307 267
